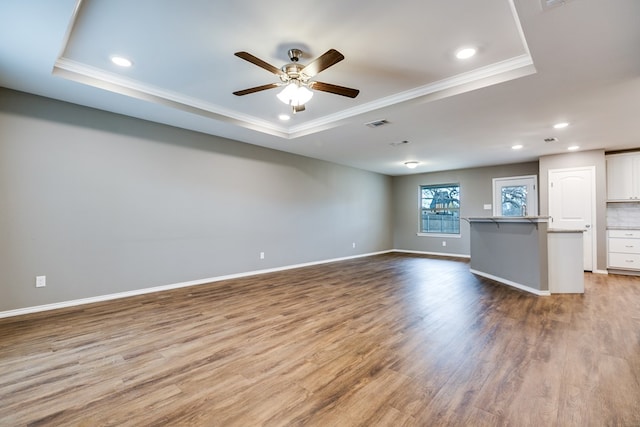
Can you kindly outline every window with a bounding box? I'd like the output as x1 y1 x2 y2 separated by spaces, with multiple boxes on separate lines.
492 175 538 217
420 184 460 235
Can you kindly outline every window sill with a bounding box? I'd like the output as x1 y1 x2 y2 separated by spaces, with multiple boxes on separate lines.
416 233 461 238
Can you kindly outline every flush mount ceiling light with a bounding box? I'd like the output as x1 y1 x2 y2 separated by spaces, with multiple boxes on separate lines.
567 145 580 151
278 114 291 121
233 48 359 114
110 56 132 67
455 47 477 60
553 122 570 129
404 161 419 169
389 140 410 147
512 144 524 150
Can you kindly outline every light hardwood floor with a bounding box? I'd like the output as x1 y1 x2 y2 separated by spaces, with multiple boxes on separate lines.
1 253 639 426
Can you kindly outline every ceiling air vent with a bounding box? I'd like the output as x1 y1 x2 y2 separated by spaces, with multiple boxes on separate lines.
544 137 559 143
365 119 390 128
541 0 572 10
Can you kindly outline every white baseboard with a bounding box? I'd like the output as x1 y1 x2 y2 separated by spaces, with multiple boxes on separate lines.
605 268 640 276
469 269 551 296
0 250 393 319
592 269 608 275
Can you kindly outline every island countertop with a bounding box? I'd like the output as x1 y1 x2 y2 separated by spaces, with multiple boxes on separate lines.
465 216 550 223
607 225 640 230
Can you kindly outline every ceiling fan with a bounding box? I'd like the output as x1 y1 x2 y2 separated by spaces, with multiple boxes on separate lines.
233 48 360 113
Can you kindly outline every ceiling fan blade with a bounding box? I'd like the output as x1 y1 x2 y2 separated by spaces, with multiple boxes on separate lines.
233 83 280 96
301 49 344 78
293 104 306 113
309 81 360 98
234 51 286 77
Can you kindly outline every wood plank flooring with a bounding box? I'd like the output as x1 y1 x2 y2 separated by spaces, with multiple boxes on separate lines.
1 253 639 426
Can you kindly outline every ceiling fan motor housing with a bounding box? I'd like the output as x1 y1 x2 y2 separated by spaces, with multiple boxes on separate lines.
287 49 303 62
280 63 304 82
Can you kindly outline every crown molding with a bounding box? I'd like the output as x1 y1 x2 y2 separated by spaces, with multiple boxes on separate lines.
53 0 535 140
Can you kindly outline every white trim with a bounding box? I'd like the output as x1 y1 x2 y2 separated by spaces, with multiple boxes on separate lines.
548 166 598 272
0 249 566 318
606 268 640 276
416 233 462 238
508 0 532 57
56 0 83 59
287 55 535 137
53 54 534 141
52 58 290 139
492 174 538 217
393 249 470 259
0 250 391 319
0 249 478 319
53 0 535 141
593 269 609 275
470 269 551 296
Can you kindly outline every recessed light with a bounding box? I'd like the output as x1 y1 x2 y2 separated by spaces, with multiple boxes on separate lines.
512 144 524 150
567 145 580 151
278 114 290 121
455 47 477 60
111 56 132 67
553 122 570 129
404 161 419 169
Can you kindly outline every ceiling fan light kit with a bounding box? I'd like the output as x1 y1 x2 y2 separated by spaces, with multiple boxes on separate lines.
233 48 359 113
276 82 313 107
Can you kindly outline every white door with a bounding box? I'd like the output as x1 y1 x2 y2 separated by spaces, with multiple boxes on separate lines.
548 167 596 271
493 175 538 216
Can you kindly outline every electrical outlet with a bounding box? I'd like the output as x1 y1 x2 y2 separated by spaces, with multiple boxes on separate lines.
442 241 447 247
260 252 265 259
36 275 46 288
484 204 492 210
352 242 356 248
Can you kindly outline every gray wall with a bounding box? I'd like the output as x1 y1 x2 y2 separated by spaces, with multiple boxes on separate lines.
392 162 540 255
539 149 607 271
470 222 549 292
0 89 393 312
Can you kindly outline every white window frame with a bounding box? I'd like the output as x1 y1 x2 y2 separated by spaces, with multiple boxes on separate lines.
417 183 461 237
492 175 538 217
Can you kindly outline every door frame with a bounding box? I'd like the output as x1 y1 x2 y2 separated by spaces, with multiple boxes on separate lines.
548 166 597 272
492 174 538 217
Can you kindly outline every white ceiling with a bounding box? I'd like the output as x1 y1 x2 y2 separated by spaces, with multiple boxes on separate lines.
1 0 639 175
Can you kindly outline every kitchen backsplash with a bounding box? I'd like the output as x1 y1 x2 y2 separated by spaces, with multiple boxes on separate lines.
607 202 640 227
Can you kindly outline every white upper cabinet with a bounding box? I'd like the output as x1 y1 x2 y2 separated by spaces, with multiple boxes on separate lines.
606 153 640 201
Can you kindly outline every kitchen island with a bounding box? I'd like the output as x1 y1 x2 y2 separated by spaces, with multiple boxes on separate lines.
467 217 551 295
467 216 584 295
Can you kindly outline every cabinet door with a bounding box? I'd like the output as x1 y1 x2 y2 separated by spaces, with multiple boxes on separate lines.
632 156 640 198
609 252 640 270
607 155 634 200
609 229 640 238
609 238 640 254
